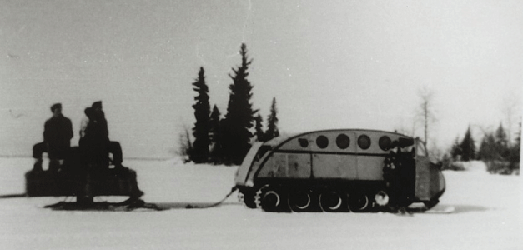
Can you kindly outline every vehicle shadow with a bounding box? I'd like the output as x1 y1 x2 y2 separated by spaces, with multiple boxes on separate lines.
400 204 493 214
43 200 241 212
433 204 492 213
41 200 493 213
155 203 493 213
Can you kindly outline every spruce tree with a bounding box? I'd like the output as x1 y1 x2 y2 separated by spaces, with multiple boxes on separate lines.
191 67 210 163
460 126 475 162
222 43 257 165
254 114 265 142
494 123 510 160
495 123 508 146
265 97 280 141
510 122 520 169
209 105 222 164
478 132 496 161
450 136 462 160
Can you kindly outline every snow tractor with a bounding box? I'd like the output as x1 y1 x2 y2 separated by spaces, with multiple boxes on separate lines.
25 145 142 204
235 129 445 212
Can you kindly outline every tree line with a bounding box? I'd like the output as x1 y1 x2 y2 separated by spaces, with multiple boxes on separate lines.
183 43 279 165
399 87 519 175
445 122 521 174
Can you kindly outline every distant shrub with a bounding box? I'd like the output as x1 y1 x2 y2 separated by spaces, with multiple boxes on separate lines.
177 126 193 163
440 158 466 171
449 162 466 171
486 161 519 175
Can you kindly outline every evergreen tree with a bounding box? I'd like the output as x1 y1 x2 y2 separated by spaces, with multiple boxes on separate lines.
460 126 475 162
222 43 257 165
495 123 508 146
515 121 521 155
450 136 462 160
191 67 210 163
478 122 519 174
254 114 265 142
494 123 510 160
509 122 520 169
209 105 222 164
477 123 514 163
265 97 279 141
478 132 496 161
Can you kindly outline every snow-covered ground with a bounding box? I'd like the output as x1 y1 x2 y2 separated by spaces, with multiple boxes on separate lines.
0 158 521 250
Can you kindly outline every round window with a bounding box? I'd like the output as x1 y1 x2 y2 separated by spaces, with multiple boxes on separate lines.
336 134 350 149
379 136 391 151
316 136 329 149
298 138 309 147
358 135 371 150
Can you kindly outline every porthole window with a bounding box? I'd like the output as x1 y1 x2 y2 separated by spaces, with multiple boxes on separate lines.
336 134 350 149
358 135 371 150
379 136 391 151
316 135 329 149
298 138 309 148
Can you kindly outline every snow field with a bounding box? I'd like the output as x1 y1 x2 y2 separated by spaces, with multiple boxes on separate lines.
0 158 521 250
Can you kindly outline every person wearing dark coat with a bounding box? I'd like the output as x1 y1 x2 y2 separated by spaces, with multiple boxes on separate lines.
79 101 142 199
79 101 123 168
32 103 73 172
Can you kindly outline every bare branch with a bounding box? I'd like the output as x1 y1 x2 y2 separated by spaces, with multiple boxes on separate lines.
415 86 438 157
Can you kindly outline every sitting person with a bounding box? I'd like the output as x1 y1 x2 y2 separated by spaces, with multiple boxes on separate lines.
79 101 123 169
79 101 143 199
33 103 73 172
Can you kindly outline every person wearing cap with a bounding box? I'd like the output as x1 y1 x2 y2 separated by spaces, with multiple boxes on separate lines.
32 103 74 172
79 101 142 199
79 101 123 168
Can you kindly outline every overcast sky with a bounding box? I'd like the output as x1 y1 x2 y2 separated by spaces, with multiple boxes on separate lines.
1 0 522 158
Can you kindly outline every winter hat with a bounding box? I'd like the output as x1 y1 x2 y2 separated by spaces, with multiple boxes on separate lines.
92 101 103 109
84 107 94 117
50 103 62 112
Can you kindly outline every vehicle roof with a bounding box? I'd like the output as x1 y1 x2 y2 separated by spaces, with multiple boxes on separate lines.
263 128 409 148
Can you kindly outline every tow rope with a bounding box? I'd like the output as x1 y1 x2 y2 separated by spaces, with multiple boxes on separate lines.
185 186 238 209
43 186 239 211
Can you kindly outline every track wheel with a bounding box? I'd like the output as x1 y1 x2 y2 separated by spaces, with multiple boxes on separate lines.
348 193 369 212
260 188 283 212
288 190 311 212
319 191 345 212
374 190 390 207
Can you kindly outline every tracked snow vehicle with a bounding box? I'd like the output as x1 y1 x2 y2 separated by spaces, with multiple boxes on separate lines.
235 129 445 212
